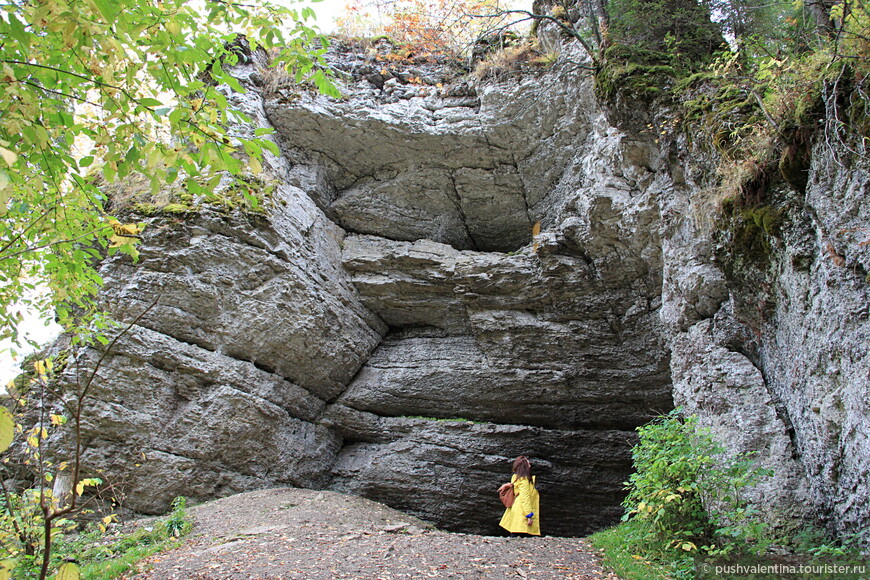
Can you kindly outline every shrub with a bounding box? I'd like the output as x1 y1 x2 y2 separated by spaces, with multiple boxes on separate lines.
622 410 772 558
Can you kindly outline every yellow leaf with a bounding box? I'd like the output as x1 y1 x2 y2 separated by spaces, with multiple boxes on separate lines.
108 233 140 249
55 562 80 580
248 156 262 175
76 477 102 496
1 63 14 82
0 147 17 167
0 408 14 454
50 414 66 426
34 360 45 376
531 220 541 254
108 218 142 237
0 559 15 580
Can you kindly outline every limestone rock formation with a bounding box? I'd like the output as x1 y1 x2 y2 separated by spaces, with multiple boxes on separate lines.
50 40 869 543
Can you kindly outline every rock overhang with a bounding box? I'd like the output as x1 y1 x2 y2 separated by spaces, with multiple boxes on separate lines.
59 44 678 538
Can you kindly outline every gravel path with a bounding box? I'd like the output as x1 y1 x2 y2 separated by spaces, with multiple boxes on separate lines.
127 488 619 580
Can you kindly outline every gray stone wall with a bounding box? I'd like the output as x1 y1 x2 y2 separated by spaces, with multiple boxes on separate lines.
57 42 869 542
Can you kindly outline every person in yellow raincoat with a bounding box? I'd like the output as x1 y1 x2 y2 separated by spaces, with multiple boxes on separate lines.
499 456 540 536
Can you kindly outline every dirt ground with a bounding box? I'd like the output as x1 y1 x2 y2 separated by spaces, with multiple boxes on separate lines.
126 488 619 580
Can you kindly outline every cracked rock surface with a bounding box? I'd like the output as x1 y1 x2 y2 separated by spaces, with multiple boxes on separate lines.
57 42 870 544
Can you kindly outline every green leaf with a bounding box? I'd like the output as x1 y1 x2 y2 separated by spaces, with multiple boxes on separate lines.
261 140 280 156
223 75 246 94
7 14 29 48
92 0 118 23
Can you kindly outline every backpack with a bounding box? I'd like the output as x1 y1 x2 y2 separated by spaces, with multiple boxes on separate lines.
498 482 516 508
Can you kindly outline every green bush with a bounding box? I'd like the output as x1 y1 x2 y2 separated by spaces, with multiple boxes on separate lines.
9 496 192 580
622 410 772 557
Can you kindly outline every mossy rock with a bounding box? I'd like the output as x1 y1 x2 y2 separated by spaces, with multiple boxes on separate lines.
595 59 678 102
719 201 782 268
134 202 196 216
601 44 674 66
595 44 680 102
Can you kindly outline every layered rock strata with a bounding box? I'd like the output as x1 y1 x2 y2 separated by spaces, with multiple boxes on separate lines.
53 41 869 543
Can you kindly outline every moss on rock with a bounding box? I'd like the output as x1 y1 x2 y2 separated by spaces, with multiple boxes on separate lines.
595 45 679 103
718 199 783 270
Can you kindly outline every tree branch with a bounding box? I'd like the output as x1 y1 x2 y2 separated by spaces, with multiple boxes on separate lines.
468 9 600 64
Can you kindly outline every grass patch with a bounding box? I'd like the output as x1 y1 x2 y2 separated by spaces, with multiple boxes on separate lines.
76 537 177 580
403 415 478 424
14 497 194 580
589 520 686 580
473 40 558 81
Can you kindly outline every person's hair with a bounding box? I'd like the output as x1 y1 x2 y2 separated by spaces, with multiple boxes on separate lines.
512 456 532 480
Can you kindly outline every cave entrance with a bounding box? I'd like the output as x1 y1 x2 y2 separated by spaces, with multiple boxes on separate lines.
333 222 672 538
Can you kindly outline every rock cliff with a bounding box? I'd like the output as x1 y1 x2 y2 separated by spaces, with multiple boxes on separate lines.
55 41 868 542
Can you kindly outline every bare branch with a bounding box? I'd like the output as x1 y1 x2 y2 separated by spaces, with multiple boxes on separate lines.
468 8 600 64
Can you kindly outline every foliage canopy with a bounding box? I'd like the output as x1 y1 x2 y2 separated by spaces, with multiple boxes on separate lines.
0 0 334 351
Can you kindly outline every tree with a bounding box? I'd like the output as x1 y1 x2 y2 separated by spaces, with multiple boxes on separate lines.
0 0 336 354
339 0 512 56
0 302 149 579
606 0 724 59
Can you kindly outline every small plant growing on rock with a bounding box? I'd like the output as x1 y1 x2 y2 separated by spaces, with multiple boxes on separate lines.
473 40 557 80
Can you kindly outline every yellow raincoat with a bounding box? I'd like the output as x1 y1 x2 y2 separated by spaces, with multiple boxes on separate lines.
499 474 540 535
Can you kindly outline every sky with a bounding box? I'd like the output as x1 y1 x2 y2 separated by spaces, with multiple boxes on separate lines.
0 292 61 385
294 0 345 30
